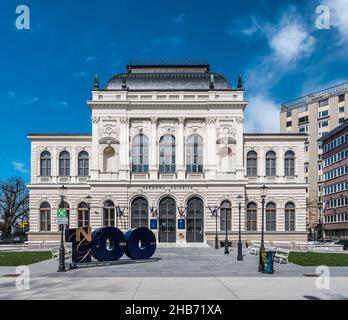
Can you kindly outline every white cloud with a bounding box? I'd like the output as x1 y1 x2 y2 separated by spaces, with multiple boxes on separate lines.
268 22 315 64
244 95 280 133
226 16 260 37
172 13 186 24
12 161 29 174
329 0 348 41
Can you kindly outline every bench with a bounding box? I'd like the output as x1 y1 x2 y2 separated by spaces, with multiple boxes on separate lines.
25 241 43 249
274 248 290 264
44 241 61 249
51 247 72 259
248 245 259 255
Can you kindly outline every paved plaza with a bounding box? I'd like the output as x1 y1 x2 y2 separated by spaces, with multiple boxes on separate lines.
0 247 347 300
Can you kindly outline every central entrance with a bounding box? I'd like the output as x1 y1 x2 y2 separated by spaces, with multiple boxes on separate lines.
186 197 204 242
159 197 176 243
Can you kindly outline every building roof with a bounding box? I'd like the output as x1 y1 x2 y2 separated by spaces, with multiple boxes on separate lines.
27 133 91 136
318 118 348 142
281 81 348 111
105 64 233 91
244 133 307 136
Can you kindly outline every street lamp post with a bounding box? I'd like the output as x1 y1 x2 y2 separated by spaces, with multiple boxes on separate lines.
223 202 231 254
208 206 220 249
237 195 243 261
258 184 268 272
57 185 67 272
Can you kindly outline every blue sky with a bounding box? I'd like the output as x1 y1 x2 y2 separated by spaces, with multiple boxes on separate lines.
1 0 348 181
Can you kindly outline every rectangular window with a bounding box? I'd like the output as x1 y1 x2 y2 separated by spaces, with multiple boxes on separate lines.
286 121 292 127
319 120 329 128
298 116 309 124
319 99 329 107
318 110 329 118
298 106 308 113
339 94 345 102
286 110 292 117
299 126 308 133
339 106 345 113
339 117 345 124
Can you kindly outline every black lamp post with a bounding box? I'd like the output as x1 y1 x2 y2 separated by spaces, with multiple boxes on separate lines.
208 205 220 249
237 195 243 261
223 204 230 255
57 185 67 272
258 184 268 272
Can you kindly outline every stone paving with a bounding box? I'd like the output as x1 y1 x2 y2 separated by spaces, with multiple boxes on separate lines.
0 247 347 299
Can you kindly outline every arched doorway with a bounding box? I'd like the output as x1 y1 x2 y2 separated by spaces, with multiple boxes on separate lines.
131 197 149 228
186 197 204 243
158 197 176 243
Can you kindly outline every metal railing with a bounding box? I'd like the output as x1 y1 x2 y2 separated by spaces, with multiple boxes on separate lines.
282 81 348 110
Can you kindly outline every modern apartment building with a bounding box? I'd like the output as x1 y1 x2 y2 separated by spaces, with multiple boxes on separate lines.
320 119 348 240
280 82 348 237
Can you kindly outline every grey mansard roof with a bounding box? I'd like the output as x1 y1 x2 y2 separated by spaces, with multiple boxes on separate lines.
105 64 232 91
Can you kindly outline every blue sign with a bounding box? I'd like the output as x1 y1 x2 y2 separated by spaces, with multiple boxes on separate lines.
178 218 185 229
65 226 156 263
150 219 157 229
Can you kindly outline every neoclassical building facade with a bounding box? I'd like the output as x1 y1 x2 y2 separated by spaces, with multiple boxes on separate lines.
28 63 308 245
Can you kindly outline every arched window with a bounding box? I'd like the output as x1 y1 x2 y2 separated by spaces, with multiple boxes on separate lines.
246 151 257 177
266 202 276 231
78 202 90 227
220 200 231 231
285 202 295 231
186 135 203 173
265 151 276 177
59 151 70 176
132 134 149 173
40 202 51 231
284 151 295 176
40 151 51 176
159 135 176 173
103 200 115 227
78 151 89 176
103 146 116 172
60 201 70 228
131 197 149 228
246 202 257 231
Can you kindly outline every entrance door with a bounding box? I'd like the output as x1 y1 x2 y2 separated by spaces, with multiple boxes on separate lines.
159 197 176 243
186 197 204 242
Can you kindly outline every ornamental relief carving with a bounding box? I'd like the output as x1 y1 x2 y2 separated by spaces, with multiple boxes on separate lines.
158 120 177 136
217 124 236 139
130 120 151 137
184 120 205 136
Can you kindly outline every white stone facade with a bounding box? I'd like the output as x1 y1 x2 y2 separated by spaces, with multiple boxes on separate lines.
28 64 308 245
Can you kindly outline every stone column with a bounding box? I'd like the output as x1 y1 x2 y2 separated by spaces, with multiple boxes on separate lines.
235 116 244 180
51 148 57 183
119 117 129 180
205 117 217 180
70 148 76 183
177 117 185 179
90 115 100 180
149 117 158 179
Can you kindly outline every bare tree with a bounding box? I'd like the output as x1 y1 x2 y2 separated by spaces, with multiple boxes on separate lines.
0 178 29 238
